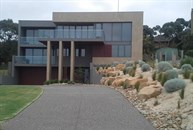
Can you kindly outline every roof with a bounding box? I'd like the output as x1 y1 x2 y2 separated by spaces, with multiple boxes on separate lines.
154 35 172 42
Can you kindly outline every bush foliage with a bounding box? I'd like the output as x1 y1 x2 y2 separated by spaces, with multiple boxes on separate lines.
165 69 178 80
141 63 151 72
157 61 173 73
164 78 186 93
180 56 193 67
181 64 193 72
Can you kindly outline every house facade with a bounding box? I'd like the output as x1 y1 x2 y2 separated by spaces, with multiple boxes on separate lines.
12 12 143 85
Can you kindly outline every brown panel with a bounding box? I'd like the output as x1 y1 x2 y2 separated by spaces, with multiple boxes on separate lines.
18 67 46 85
92 44 112 57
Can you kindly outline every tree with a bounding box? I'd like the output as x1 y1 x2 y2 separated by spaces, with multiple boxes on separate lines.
143 25 155 61
0 19 18 64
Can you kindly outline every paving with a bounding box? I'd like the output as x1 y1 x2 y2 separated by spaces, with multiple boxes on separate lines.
2 85 156 130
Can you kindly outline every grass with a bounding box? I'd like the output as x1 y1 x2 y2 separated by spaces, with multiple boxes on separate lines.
0 85 43 121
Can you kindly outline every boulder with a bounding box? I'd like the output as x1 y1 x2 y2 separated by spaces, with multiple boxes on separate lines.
140 81 158 89
104 77 116 86
112 78 127 87
100 77 108 85
126 78 148 86
115 64 125 71
138 85 162 100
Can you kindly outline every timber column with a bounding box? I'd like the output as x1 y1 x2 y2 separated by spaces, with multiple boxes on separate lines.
58 41 63 81
46 41 52 81
70 41 75 81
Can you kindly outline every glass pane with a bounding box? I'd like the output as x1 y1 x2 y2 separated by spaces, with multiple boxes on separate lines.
125 45 131 57
76 49 79 57
112 45 118 57
96 23 102 38
26 30 33 37
76 26 81 38
112 23 121 41
122 23 132 41
82 26 87 38
81 49 85 57
70 26 75 38
88 26 94 38
103 23 112 41
64 26 69 38
25 48 33 56
118 45 124 57
34 49 43 56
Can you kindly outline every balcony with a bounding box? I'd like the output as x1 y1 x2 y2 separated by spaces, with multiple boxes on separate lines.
20 29 104 45
14 56 56 65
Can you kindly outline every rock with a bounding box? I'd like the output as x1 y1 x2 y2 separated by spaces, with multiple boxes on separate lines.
112 78 127 87
126 78 148 86
140 81 157 89
104 77 116 86
138 85 162 100
115 64 125 71
100 77 108 85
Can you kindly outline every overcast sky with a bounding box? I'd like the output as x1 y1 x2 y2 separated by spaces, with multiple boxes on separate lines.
0 0 192 27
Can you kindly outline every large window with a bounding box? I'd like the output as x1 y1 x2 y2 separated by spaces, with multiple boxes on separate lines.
122 23 132 41
112 45 131 57
103 23 112 41
112 23 122 41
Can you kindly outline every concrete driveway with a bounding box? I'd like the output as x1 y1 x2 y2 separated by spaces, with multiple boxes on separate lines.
3 85 156 130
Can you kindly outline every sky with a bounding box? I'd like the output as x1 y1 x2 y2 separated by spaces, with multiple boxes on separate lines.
0 0 192 27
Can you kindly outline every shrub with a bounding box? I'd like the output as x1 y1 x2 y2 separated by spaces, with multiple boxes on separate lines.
123 67 133 75
111 62 119 67
152 71 156 81
190 73 193 82
181 64 193 72
157 61 173 73
164 78 186 93
139 60 145 67
96 66 100 71
44 80 50 85
134 81 140 92
183 70 191 79
141 63 151 72
165 69 178 80
122 82 128 89
125 61 134 67
68 81 75 84
179 88 185 99
161 73 167 86
107 80 113 86
157 72 163 82
180 56 193 67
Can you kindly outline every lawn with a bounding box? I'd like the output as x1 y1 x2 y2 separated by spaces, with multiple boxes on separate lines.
0 85 43 121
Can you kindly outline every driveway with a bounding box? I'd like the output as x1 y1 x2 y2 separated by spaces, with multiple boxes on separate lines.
3 85 156 130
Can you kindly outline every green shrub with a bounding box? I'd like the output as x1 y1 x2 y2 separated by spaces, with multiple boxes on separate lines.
190 73 193 82
164 78 186 93
181 64 193 72
165 69 178 80
152 71 156 81
96 66 100 71
134 81 140 92
122 82 128 89
180 56 193 67
111 62 119 67
107 80 113 86
157 72 163 82
68 81 75 84
161 73 167 86
157 61 173 73
183 70 191 79
179 88 185 99
44 80 50 85
123 67 133 75
141 63 151 72
139 60 145 67
125 61 134 67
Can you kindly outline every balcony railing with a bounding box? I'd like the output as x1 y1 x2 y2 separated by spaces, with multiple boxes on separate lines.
20 29 104 44
14 56 56 65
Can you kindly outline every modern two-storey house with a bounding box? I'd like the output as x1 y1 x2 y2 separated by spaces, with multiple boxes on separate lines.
12 12 143 85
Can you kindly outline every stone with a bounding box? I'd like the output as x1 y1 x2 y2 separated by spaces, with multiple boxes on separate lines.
126 78 148 86
115 64 125 71
138 85 162 100
100 77 108 85
104 77 116 86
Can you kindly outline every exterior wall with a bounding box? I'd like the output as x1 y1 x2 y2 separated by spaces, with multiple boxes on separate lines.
92 57 130 65
92 44 112 57
53 12 143 61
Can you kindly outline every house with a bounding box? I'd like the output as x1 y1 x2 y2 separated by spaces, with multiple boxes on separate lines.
12 12 143 85
154 35 179 61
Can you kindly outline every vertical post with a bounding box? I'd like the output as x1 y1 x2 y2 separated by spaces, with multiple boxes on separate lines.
46 41 51 81
70 41 75 81
58 41 63 81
